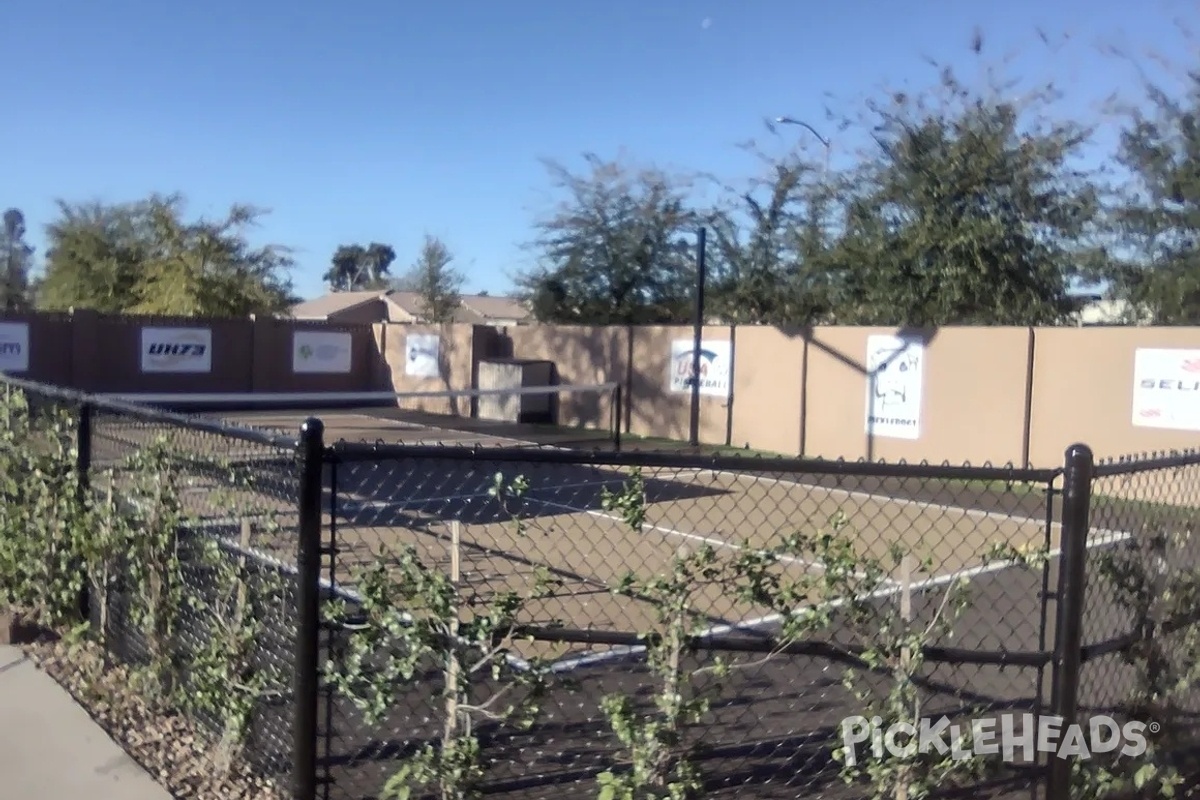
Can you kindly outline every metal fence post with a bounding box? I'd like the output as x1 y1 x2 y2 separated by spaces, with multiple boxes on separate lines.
294 418 325 800
76 401 93 622
1046 443 1093 799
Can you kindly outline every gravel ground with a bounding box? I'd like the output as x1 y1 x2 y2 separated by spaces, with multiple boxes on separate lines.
19 632 287 800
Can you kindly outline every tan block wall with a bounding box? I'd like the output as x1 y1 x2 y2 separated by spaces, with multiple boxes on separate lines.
801 326 1032 466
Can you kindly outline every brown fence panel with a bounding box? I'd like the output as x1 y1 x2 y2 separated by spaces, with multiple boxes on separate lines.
1027 326 1200 469
801 326 1032 466
252 317 378 394
729 326 806 455
72 312 254 394
376 322 477 415
0 311 74 386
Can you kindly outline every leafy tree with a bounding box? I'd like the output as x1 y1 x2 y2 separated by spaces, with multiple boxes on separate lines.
707 142 839 325
325 242 396 292
1 208 34 311
516 155 698 324
37 193 297 317
820 63 1099 327
399 235 463 323
1105 67 1200 324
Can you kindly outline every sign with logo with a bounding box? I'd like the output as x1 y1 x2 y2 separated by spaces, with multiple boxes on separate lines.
140 327 212 373
866 334 924 440
1132 348 1200 432
406 333 440 378
0 322 29 373
293 330 353 374
668 339 731 397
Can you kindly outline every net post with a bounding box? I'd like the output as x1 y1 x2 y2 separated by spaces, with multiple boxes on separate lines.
293 417 325 800
1046 443 1093 798
75 399 94 623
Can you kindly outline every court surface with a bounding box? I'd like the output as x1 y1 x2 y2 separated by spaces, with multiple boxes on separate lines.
89 396 1136 673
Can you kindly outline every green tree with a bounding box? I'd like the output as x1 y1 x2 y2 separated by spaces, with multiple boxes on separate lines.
1105 68 1200 324
1 208 34 312
707 140 838 325
399 235 463 323
516 154 698 324
324 242 396 292
38 193 297 317
821 59 1099 326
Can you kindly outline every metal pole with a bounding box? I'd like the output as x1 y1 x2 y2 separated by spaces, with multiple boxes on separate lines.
1046 443 1093 799
689 227 707 447
76 402 93 623
294 418 325 800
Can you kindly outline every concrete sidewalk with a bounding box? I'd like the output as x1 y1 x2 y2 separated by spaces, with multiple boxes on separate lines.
0 644 172 800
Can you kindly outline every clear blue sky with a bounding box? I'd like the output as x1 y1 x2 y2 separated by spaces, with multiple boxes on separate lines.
2 0 1195 302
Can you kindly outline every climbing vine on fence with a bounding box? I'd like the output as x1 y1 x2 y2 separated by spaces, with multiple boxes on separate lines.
325 473 561 800
0 387 295 781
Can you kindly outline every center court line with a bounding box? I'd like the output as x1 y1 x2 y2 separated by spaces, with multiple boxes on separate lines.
546 525 1136 674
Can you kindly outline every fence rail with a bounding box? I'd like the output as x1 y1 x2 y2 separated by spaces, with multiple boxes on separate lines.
0 374 1197 800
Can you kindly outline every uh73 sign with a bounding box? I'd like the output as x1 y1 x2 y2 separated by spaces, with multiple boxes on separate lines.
140 327 213 373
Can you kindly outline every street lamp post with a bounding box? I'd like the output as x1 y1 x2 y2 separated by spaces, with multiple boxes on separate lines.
774 116 832 174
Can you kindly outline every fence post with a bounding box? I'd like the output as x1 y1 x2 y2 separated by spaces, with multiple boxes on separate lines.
294 418 325 800
1046 443 1093 799
75 401 93 622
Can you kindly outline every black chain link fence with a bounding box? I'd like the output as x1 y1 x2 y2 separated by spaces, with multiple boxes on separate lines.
2 372 1199 800
316 443 1069 800
0 376 306 793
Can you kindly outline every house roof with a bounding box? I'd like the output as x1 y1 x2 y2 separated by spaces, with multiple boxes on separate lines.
291 290 389 319
290 290 530 323
461 294 529 321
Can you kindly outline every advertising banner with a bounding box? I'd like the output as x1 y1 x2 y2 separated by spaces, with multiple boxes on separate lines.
865 334 925 440
406 333 441 378
1132 348 1200 432
140 327 212 373
0 322 29 373
668 339 731 397
293 330 353 374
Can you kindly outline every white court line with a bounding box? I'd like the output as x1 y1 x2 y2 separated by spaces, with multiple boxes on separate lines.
668 467 1059 530
328 478 885 583
547 526 1135 674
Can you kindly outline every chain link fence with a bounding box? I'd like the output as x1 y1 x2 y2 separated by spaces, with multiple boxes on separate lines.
2 372 1198 800
0 376 306 794
316 443 1068 800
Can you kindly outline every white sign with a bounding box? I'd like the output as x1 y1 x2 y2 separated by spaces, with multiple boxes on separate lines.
293 331 353 374
0 322 30 373
406 333 440 378
140 327 212 373
1131 348 1200 432
668 339 731 397
865 334 924 440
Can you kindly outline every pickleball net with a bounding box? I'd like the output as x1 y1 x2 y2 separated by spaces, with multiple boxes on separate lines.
95 381 623 451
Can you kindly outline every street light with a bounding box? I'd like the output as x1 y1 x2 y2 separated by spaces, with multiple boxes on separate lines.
774 116 831 173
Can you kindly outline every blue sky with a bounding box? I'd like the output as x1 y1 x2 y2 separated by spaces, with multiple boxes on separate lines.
2 0 1195 302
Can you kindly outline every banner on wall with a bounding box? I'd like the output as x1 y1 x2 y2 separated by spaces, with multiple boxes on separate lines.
0 322 29 373
293 330 353 374
1131 348 1200 432
406 333 440 378
668 339 731 397
865 334 924 440
140 327 212 373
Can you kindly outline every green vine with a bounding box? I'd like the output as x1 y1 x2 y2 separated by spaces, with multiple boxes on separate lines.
0 386 294 784
1068 506 1198 799
325 489 561 800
